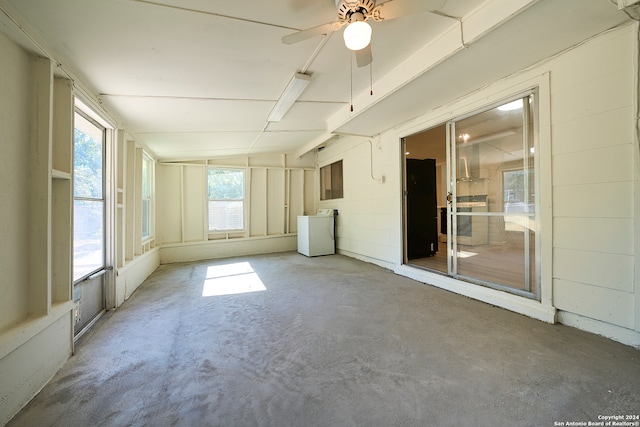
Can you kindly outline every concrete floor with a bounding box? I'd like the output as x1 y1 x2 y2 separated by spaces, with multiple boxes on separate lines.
8 252 640 426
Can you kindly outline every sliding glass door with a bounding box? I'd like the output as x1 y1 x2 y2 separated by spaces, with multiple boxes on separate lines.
404 92 539 300
450 94 537 297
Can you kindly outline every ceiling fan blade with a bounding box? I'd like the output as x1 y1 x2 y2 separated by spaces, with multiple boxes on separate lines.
377 0 447 21
355 45 372 67
282 21 344 44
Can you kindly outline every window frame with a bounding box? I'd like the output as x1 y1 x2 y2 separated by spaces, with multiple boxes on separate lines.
72 109 106 283
207 167 246 232
141 153 153 241
320 160 343 200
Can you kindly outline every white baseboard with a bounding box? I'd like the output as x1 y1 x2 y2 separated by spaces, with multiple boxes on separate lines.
160 235 297 264
557 311 640 349
394 264 557 323
115 248 161 306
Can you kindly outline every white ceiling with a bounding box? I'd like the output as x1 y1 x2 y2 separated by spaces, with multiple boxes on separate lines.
0 0 632 160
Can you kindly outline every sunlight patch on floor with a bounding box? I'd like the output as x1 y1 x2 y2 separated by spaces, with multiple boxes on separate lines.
202 262 266 297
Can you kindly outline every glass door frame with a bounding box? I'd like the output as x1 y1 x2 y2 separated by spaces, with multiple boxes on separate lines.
445 122 454 276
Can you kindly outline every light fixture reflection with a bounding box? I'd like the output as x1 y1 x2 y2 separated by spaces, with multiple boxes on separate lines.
498 99 523 111
343 21 372 51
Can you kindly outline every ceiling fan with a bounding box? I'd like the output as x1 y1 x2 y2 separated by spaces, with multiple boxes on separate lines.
282 0 447 67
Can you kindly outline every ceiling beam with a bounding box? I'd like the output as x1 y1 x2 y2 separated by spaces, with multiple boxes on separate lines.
325 0 540 134
295 133 339 158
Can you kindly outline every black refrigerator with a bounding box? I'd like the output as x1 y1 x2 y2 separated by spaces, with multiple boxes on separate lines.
406 158 438 259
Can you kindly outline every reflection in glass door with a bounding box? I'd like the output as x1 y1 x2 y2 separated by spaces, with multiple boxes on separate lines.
404 92 539 300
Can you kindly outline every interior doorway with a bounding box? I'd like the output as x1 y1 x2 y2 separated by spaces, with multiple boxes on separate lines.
404 125 447 274
403 92 539 300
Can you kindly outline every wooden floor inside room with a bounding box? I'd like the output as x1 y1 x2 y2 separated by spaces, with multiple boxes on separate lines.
408 233 534 293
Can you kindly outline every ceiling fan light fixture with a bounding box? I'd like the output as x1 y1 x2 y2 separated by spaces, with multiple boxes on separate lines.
343 20 372 51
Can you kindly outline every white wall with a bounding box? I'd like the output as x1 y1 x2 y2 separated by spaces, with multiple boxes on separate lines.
0 20 161 424
0 313 72 426
0 27 31 332
156 154 316 264
113 134 160 308
318 137 402 269
549 24 637 334
318 23 640 347
0 31 75 424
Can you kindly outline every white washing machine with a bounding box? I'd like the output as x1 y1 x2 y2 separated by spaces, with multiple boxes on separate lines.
297 209 335 257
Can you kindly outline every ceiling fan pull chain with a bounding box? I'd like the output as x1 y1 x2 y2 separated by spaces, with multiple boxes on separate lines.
350 52 354 112
370 60 373 96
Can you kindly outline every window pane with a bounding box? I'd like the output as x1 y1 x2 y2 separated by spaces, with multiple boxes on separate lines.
208 201 244 230
74 114 103 199
142 199 150 238
208 169 243 200
320 160 343 200
141 154 152 239
73 199 104 280
320 165 332 200
331 160 343 199
142 156 151 199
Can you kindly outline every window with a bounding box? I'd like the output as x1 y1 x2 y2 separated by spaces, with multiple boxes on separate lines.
320 160 343 200
141 154 153 239
208 168 244 231
73 112 105 281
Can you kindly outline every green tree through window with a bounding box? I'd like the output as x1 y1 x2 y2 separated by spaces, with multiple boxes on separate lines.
207 168 244 231
73 128 103 199
208 169 243 199
73 112 105 281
